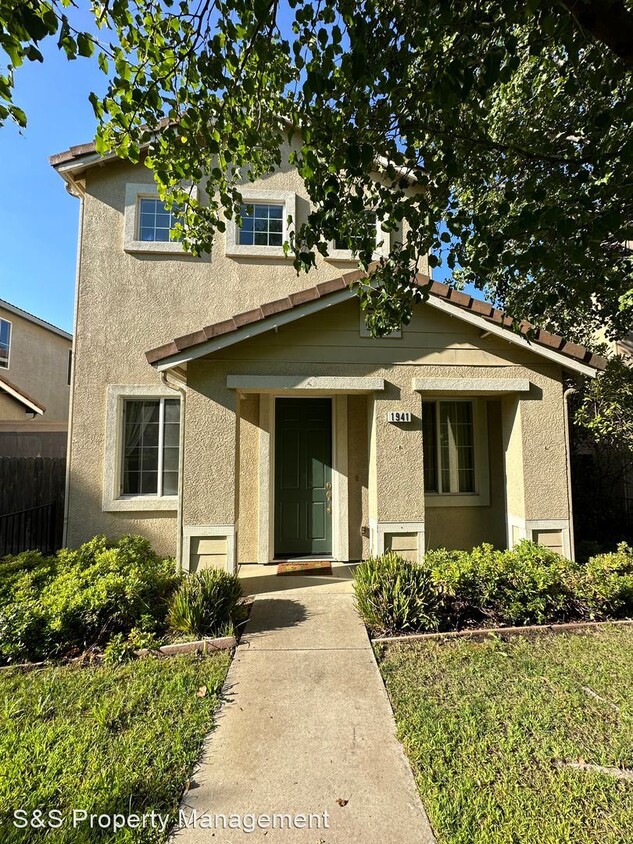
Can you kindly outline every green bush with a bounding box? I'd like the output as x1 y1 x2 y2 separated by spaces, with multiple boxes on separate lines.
353 551 440 635
167 568 243 638
355 541 633 637
429 541 580 628
576 542 633 619
0 535 181 664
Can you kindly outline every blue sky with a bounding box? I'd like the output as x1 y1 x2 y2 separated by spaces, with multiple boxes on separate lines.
0 10 106 334
0 16 456 336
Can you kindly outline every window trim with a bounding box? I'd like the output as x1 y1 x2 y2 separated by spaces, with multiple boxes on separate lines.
422 397 490 507
327 213 390 263
124 183 197 255
0 317 12 370
103 384 181 512
225 190 296 259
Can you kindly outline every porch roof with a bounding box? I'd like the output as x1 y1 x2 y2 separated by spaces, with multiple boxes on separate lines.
145 270 607 377
0 375 46 415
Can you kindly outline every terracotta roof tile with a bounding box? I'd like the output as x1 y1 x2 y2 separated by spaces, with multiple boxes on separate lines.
145 270 607 372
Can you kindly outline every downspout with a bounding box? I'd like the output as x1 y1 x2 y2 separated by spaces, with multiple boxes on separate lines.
160 371 187 570
63 175 85 547
563 387 577 561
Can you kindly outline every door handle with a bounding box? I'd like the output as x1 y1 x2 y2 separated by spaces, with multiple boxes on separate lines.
325 482 332 490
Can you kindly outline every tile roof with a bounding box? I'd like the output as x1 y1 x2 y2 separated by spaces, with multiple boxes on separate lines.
145 270 607 371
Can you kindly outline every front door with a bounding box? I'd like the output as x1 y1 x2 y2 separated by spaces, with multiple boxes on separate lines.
274 398 333 557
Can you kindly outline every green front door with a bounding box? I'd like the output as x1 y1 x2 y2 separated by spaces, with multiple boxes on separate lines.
274 398 333 557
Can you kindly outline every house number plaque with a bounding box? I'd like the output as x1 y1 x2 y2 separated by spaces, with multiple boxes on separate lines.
387 411 412 423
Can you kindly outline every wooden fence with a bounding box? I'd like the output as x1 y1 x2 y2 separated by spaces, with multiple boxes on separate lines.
0 457 66 551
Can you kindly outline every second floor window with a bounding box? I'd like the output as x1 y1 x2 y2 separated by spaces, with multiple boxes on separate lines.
0 319 11 368
121 398 180 497
423 400 476 494
138 198 182 243
334 212 378 252
238 202 283 247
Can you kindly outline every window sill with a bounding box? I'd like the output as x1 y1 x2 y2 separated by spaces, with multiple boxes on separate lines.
124 241 189 256
225 244 290 260
425 493 490 508
103 495 178 513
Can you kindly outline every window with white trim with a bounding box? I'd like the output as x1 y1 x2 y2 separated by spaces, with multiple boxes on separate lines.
0 319 11 368
121 398 180 497
225 190 296 258
238 202 284 247
137 197 182 243
124 183 196 254
423 400 476 494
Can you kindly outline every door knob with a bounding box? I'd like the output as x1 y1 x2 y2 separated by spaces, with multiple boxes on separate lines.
325 482 332 489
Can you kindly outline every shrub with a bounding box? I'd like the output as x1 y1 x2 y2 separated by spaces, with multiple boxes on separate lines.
428 542 580 628
353 552 440 635
168 568 243 638
576 543 633 619
355 541 633 638
0 535 181 665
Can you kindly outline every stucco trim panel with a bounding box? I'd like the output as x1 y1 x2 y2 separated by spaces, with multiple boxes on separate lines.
227 375 385 393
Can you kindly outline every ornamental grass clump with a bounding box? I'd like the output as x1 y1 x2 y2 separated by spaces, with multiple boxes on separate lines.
167 568 243 638
353 551 440 636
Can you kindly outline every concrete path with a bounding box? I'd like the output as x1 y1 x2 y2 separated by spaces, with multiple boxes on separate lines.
174 568 435 843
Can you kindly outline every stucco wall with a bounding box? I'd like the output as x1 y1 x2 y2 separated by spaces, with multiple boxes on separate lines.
66 148 427 551
66 150 569 558
0 304 71 424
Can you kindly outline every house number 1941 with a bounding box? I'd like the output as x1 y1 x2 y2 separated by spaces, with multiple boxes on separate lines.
387 411 412 423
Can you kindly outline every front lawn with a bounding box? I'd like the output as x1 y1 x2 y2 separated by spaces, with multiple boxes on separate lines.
0 653 230 843
377 626 633 844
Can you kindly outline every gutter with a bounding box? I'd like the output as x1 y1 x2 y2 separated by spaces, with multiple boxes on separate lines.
160 371 187 569
563 386 577 561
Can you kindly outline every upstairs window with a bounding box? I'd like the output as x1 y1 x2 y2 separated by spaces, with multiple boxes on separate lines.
0 319 11 368
138 198 182 243
423 400 476 494
334 212 378 252
121 397 180 497
238 202 284 247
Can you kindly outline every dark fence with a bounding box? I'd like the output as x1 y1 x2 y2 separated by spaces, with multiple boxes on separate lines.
0 457 66 554
0 502 58 556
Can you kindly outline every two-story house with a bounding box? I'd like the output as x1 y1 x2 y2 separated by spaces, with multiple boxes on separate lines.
50 138 605 571
0 299 72 458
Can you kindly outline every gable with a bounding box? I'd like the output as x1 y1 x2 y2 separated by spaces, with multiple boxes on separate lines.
146 272 606 377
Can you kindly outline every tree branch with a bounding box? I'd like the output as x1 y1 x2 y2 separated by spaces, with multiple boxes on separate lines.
558 0 633 66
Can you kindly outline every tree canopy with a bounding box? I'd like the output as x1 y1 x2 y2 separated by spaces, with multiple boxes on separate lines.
2 0 633 338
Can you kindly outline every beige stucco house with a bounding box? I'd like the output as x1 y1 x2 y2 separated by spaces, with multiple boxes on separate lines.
51 139 605 570
0 299 72 458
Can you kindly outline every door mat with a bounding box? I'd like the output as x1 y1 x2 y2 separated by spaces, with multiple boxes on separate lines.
276 561 333 576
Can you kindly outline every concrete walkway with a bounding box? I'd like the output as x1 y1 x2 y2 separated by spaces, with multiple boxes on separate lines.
174 566 435 843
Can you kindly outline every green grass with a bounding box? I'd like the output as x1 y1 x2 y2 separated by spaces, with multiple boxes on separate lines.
0 653 231 843
377 627 633 844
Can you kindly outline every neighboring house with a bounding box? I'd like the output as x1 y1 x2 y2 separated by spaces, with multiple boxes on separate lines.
0 299 72 458
51 139 606 570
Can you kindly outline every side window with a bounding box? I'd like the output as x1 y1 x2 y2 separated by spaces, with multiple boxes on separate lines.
121 397 180 497
0 319 11 369
124 183 195 254
138 197 182 243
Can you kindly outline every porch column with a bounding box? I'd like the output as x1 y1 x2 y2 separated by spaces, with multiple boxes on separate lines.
368 382 425 562
181 364 239 572
502 375 572 557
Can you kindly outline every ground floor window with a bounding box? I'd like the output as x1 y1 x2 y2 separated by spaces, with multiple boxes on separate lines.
121 397 180 496
423 400 476 494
